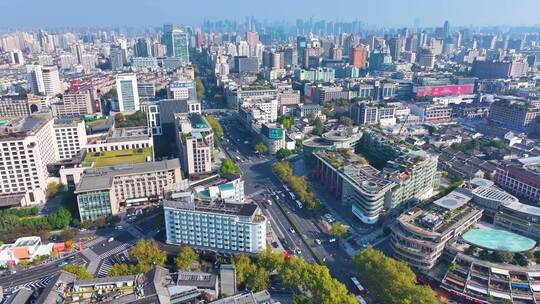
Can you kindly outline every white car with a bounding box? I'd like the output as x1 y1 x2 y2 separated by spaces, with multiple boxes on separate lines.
289 228 296 234
315 239 322 245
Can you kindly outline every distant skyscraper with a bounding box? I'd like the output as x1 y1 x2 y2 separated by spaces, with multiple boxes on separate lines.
443 20 450 38
116 74 140 112
42 65 62 96
10 49 24 65
26 64 45 95
350 44 368 68
163 24 190 64
388 37 402 61
134 38 150 57
110 44 124 70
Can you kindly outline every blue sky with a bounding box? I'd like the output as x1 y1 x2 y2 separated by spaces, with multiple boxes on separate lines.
0 0 539 28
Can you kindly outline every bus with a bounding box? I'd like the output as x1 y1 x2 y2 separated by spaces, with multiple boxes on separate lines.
351 277 365 294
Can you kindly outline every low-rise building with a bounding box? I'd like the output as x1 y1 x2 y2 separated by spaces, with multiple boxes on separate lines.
495 157 540 204
75 159 182 221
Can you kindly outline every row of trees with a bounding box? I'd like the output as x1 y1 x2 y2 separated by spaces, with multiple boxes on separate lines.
272 161 318 209
352 247 441 304
233 248 357 304
0 206 72 242
205 115 223 149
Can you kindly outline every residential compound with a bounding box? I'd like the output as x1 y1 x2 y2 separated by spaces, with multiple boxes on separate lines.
488 96 540 132
75 159 181 221
175 113 214 177
164 192 267 254
314 130 439 224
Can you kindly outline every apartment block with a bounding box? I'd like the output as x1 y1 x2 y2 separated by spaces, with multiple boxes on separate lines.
175 114 214 176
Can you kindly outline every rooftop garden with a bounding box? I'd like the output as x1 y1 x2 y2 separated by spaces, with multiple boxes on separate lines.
82 148 152 167
114 111 147 128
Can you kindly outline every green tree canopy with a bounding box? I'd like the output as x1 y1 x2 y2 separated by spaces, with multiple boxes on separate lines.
46 182 64 199
63 264 94 280
220 159 240 175
278 116 295 129
276 148 293 160
352 247 440 304
129 239 167 272
108 263 136 277
313 117 324 136
205 115 223 137
330 221 348 238
175 246 198 271
233 254 257 286
254 142 269 154
246 267 269 292
196 78 205 101
339 116 353 127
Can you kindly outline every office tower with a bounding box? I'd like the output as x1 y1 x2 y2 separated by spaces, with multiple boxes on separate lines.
195 30 203 49
175 114 214 176
0 115 56 205
429 38 444 56
163 24 190 64
164 193 267 254
26 64 45 95
152 42 166 57
271 52 281 69
10 49 24 65
134 38 150 57
350 44 368 68
42 66 62 96
419 32 428 47
110 44 124 70
417 47 435 69
443 20 450 38
116 74 140 112
0 95 36 118
75 43 84 64
388 37 402 61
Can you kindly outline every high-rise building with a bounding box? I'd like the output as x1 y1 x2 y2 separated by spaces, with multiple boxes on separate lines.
41 65 62 96
26 64 45 95
168 79 197 100
163 24 190 64
116 74 140 112
52 90 94 117
174 114 214 177
110 44 124 70
417 47 435 69
349 44 368 69
388 37 402 61
10 49 24 65
0 115 57 205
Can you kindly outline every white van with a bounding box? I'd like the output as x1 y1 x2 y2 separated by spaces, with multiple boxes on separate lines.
295 200 303 208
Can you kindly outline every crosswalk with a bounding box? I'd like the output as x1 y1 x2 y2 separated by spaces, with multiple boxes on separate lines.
97 259 113 278
84 236 105 248
97 243 132 260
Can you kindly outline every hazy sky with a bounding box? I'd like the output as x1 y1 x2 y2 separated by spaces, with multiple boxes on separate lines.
1 0 539 28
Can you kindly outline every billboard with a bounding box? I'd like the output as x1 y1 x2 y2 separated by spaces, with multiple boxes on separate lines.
415 84 474 97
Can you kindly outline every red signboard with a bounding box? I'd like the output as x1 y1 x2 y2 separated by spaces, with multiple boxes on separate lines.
415 84 474 97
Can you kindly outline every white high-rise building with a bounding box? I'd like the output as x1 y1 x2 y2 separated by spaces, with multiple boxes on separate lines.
10 49 24 65
26 64 45 95
53 119 87 160
0 115 56 205
116 73 140 112
42 65 62 96
237 41 249 57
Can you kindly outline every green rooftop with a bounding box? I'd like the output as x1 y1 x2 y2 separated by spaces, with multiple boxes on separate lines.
82 148 152 167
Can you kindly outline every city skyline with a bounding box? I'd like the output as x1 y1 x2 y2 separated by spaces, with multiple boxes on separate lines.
1 0 540 29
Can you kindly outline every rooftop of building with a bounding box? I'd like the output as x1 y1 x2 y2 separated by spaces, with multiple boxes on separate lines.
322 127 362 142
343 163 395 194
81 147 153 168
0 114 51 140
163 193 262 220
175 271 217 289
316 149 369 168
399 192 481 237
75 159 180 193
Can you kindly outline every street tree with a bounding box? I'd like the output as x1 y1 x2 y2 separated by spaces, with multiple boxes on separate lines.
329 221 348 238
129 239 167 272
63 264 94 279
175 246 198 271
220 159 240 175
